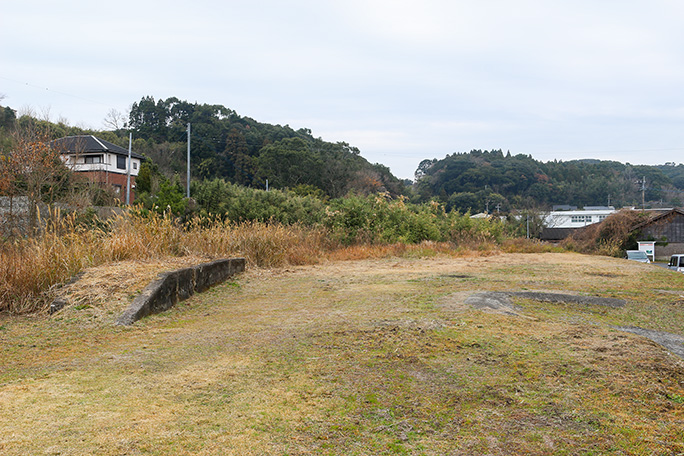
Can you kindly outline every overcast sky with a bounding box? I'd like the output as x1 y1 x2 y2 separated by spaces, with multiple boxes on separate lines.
3 1 684 179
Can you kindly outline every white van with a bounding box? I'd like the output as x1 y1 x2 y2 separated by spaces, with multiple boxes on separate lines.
668 254 684 272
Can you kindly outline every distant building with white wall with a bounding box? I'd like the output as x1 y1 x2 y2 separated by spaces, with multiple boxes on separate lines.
540 206 617 241
544 206 616 229
51 135 143 200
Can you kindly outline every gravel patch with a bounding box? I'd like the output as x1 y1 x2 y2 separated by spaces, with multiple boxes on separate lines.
614 326 684 359
465 291 626 316
464 292 520 315
510 291 626 308
465 291 683 359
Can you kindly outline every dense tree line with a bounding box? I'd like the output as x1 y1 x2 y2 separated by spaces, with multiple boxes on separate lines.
657 163 684 190
122 96 403 198
413 150 680 213
3 98 684 217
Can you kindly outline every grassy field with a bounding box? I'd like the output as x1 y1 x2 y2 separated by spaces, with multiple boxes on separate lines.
1 252 683 455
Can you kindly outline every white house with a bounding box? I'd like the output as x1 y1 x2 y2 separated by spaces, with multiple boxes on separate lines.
539 206 617 241
50 135 143 199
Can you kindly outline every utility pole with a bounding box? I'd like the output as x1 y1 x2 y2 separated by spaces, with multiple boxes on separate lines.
641 176 646 211
186 123 191 198
126 132 132 205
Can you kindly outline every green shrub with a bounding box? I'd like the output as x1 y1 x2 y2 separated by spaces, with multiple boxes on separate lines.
323 193 505 245
191 179 325 224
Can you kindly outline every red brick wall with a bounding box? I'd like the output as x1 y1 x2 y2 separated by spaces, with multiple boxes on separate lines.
76 171 137 202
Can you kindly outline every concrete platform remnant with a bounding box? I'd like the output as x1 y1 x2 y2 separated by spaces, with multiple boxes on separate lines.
116 258 245 326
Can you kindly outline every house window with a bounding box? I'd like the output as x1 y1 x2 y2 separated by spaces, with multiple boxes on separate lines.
117 155 126 170
113 184 122 194
84 155 103 164
133 162 138 170
571 215 586 223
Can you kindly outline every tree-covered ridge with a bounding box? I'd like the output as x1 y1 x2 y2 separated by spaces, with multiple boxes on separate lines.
3 97 683 214
124 96 403 198
656 163 684 190
414 150 678 212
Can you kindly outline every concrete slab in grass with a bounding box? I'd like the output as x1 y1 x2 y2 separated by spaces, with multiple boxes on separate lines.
116 258 245 326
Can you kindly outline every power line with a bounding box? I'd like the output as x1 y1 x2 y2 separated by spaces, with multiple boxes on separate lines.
0 75 112 107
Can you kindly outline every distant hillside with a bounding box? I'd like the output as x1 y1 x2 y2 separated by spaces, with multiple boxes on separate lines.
0 98 403 199
656 163 684 189
119 96 403 198
3 99 683 212
413 150 681 212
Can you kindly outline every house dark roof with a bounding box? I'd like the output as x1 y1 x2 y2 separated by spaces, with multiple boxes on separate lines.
50 135 144 160
631 208 684 231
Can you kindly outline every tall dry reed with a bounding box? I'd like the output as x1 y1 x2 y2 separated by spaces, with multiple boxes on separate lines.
0 208 527 314
0 210 332 313
0 211 105 313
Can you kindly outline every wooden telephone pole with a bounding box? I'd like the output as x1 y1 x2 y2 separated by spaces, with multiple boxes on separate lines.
186 123 191 198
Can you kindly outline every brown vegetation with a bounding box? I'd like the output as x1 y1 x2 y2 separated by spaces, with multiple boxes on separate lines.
0 207 558 315
0 211 326 314
0 253 682 454
562 209 651 256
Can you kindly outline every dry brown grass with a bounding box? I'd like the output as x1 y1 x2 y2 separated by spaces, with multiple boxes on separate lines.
501 237 564 254
1 253 683 455
0 211 104 314
0 211 333 314
1 208 558 315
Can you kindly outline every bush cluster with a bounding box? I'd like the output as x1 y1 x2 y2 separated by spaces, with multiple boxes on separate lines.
191 179 325 225
157 180 509 246
0 182 517 315
323 193 507 245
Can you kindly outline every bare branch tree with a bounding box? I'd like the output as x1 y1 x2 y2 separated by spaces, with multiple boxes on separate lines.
0 121 72 234
103 108 127 130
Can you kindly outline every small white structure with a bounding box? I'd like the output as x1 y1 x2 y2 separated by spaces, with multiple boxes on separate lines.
637 241 655 262
544 207 616 229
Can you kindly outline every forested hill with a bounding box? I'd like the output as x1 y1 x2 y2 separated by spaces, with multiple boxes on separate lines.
122 96 403 198
4 96 684 213
414 150 684 212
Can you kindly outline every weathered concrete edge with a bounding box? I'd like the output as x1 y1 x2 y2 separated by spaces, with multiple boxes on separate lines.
509 291 626 308
614 325 684 360
465 291 682 359
115 258 245 326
